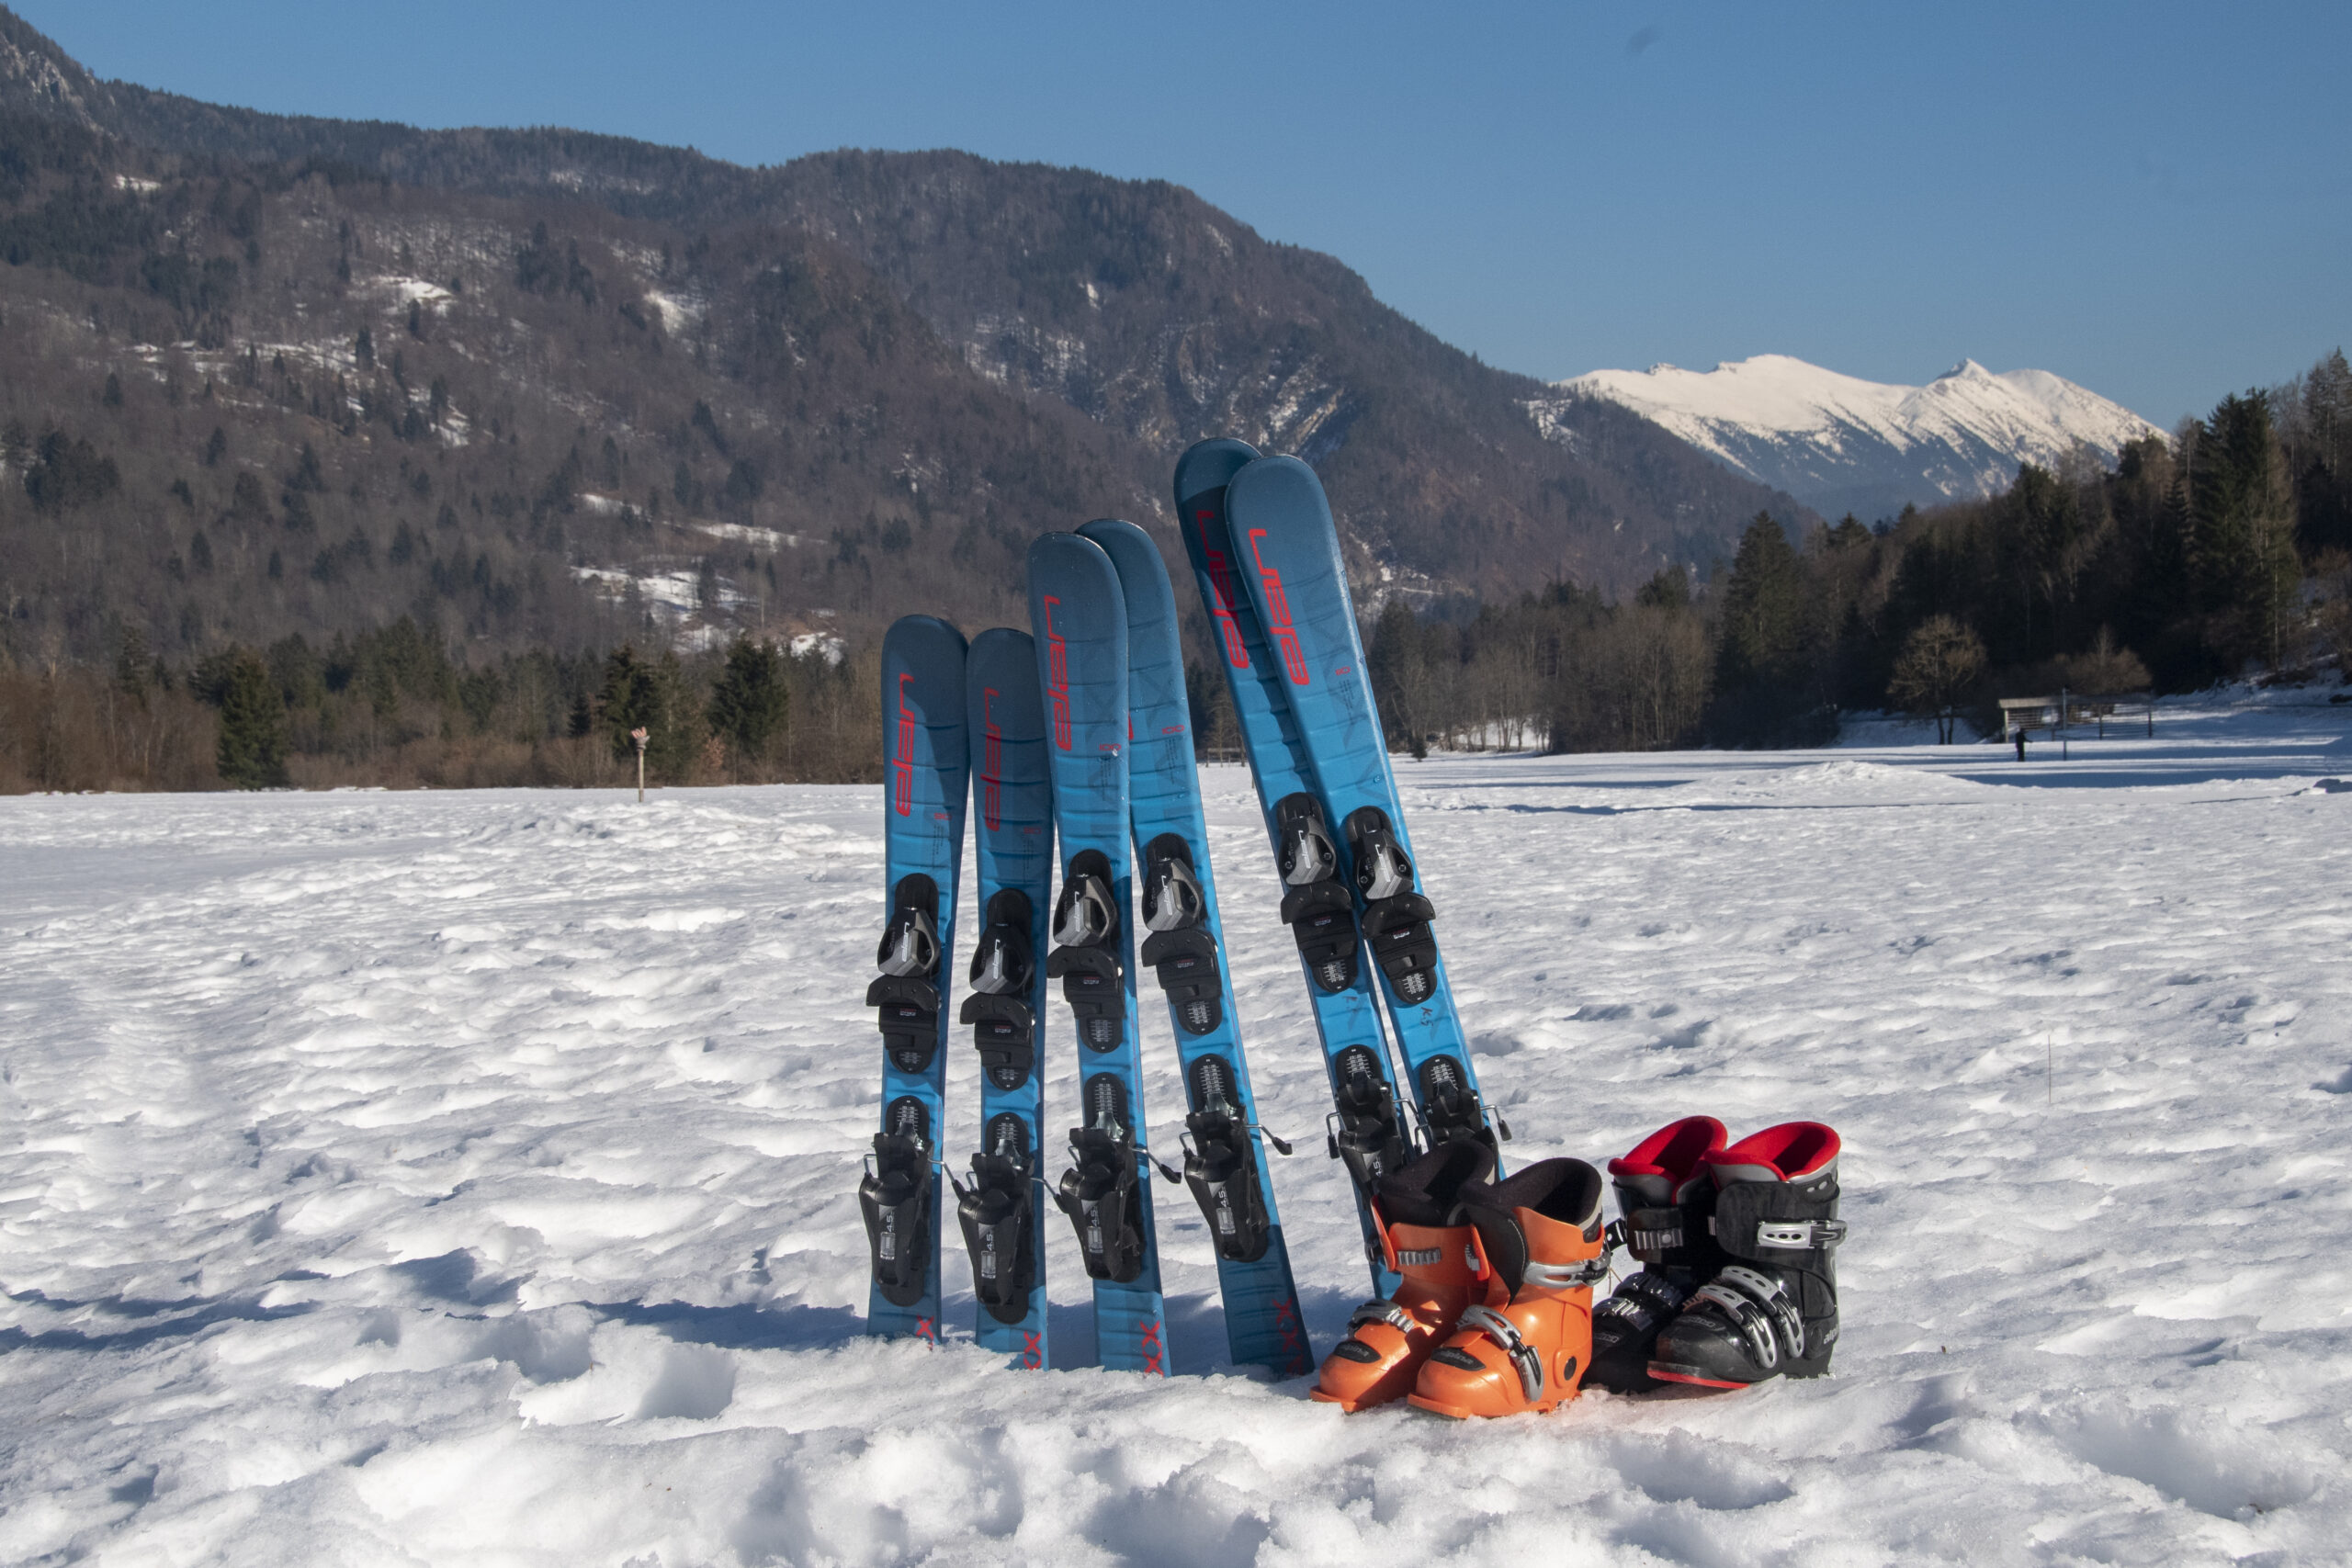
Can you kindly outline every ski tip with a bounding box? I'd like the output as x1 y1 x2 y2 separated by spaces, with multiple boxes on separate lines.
1172 438 1261 511
883 614 969 665
1226 455 1332 527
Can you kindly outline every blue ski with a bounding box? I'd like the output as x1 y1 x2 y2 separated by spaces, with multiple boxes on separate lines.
1079 517 1314 1377
954 628 1054 1369
861 615 971 1343
1224 456 1508 1156
1172 441 1414 1297
1027 532 1170 1375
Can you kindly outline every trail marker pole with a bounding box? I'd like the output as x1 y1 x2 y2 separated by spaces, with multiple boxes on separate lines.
631 727 649 803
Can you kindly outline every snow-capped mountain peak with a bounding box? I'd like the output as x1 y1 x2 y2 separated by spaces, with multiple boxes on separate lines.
1555 354 2162 522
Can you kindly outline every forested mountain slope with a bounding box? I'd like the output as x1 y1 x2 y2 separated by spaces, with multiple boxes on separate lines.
0 1 1802 678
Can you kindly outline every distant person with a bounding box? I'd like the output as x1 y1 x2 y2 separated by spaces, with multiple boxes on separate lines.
2015 731 2028 762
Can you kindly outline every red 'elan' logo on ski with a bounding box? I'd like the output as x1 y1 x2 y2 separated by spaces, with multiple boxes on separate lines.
1041 596 1073 750
979 688 1003 830
1247 529 1311 686
1194 507 1250 670
892 672 917 816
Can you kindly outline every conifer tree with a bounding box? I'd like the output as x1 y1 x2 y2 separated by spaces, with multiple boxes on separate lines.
216 650 289 787
707 637 788 761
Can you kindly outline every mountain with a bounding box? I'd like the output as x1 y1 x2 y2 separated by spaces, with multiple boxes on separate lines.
1559 354 2163 523
0 4 1806 679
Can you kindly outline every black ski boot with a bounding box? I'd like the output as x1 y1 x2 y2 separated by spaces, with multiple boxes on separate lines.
1587 1116 1727 1393
1650 1122 1846 1389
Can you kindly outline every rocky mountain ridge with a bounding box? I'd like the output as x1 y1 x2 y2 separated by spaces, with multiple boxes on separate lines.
1563 353 2162 523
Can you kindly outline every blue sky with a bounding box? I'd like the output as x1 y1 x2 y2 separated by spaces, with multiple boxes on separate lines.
23 0 2348 423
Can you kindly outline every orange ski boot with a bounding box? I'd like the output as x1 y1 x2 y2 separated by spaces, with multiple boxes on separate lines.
1310 1140 1498 1412
1407 1157 1610 1419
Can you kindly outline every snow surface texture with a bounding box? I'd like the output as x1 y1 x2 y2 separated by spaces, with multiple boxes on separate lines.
1559 355 2163 523
5 694 2350 1566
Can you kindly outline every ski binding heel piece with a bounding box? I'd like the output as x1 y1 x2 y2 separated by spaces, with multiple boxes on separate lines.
1046 851 1125 1051
860 1097 933 1309
962 889 1036 1088
1273 795 1360 991
1139 836 1225 1034
1055 1074 1148 1282
869 874 944 1073
1342 808 1442 1004
956 1113 1038 1325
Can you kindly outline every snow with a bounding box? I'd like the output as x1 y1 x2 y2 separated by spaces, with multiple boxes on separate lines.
1556 354 2165 518
6 697 2351 1564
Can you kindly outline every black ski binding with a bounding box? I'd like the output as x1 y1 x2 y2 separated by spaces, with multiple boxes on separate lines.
1343 807 1442 1004
960 888 1037 1089
1419 1054 1505 1150
1324 1043 1411 1197
1182 1055 1272 1262
1055 1073 1148 1282
953 1112 1038 1325
867 874 944 1074
1273 794 1360 992
1045 850 1125 1051
858 1096 933 1307
1139 834 1224 1036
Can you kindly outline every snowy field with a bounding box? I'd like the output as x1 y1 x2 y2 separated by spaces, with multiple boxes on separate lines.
6 693 2351 1566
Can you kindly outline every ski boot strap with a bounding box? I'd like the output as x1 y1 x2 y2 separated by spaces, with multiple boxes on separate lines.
1712 1179 1845 1269
1522 1253 1614 1290
1345 1300 1421 1337
1691 1265 1806 1368
1609 1208 1690 1261
1455 1304 1544 1403
1595 1269 1690 1335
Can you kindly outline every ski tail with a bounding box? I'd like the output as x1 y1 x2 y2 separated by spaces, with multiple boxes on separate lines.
1079 516 1313 1377
1222 456 1506 1159
865 615 969 1342
956 628 1053 1368
1172 441 1410 1297
1026 533 1170 1374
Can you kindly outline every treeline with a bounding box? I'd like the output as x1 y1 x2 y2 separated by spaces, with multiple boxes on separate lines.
0 617 880 793
1364 351 2352 751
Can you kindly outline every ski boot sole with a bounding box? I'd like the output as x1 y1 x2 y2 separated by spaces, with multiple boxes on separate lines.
1646 1360 1751 1390
1403 1391 1566 1420
1649 1349 1834 1389
1308 1386 1389 1414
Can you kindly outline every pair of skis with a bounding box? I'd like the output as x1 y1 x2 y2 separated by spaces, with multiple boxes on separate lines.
861 525 1310 1378
858 621 1053 1367
1172 442 1507 1294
